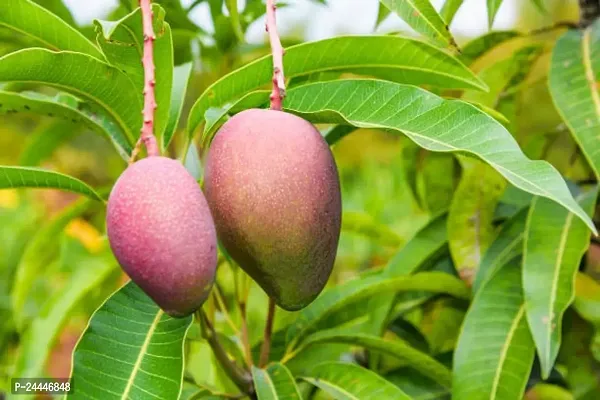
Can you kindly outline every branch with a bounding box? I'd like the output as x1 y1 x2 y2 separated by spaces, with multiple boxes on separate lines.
265 0 285 110
259 298 276 367
197 310 254 395
580 0 600 28
130 0 159 164
239 301 254 367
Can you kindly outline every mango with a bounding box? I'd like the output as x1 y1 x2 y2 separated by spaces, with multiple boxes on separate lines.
106 156 217 317
204 109 341 310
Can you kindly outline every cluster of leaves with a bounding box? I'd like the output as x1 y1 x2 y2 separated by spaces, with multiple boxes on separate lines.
1 0 600 399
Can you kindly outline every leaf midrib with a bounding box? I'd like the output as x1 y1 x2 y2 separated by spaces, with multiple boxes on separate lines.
121 310 163 400
489 305 525 400
384 0 450 44
305 377 359 400
545 209 574 366
284 101 595 233
8 78 137 145
582 26 600 127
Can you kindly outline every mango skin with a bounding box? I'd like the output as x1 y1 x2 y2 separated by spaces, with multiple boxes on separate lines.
204 109 342 311
106 156 217 317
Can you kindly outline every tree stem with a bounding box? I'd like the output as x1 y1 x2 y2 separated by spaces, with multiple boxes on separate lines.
259 298 276 367
239 301 254 367
265 0 286 110
196 310 254 394
130 0 159 164
580 0 600 27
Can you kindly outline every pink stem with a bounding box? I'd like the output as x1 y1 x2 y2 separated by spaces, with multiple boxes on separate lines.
130 0 159 163
266 0 285 111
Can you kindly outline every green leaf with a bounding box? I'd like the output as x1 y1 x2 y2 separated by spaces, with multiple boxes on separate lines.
574 272 600 324
252 363 302 400
0 166 102 200
164 62 193 150
386 211 449 276
472 207 527 293
462 45 543 108
19 120 79 167
385 368 450 400
453 260 535 400
202 90 269 142
0 49 142 144
440 0 465 26
11 198 93 330
13 240 117 378
68 281 193 400
285 272 469 349
549 21 600 179
301 362 411 400
375 2 392 28
188 35 487 139
289 331 452 387
94 4 173 141
487 0 504 29
282 79 597 234
380 0 457 50
341 211 403 247
31 0 77 27
364 212 449 341
1 90 132 159
324 125 358 146
529 0 547 14
460 31 520 65
448 158 506 284
0 0 102 58
524 187 598 378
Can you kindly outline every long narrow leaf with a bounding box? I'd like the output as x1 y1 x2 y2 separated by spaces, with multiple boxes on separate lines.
523 187 597 378
69 282 193 399
283 79 596 233
0 49 142 144
252 363 302 400
289 331 452 387
188 35 487 140
285 272 469 349
380 0 457 49
94 4 173 141
13 241 117 378
0 0 102 58
448 158 506 283
454 260 534 400
1 90 132 158
11 198 93 330
302 362 411 400
164 62 193 150
440 0 465 25
0 166 102 200
549 20 600 179
473 207 528 292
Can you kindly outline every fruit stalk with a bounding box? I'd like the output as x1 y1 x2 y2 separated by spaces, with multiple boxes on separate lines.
197 310 254 394
258 298 276 367
266 0 285 110
130 0 159 163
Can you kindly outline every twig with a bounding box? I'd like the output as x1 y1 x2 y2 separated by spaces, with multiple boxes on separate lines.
130 0 159 164
212 284 239 335
258 298 276 367
239 301 254 367
580 0 600 28
528 21 578 36
265 0 285 110
196 310 254 394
